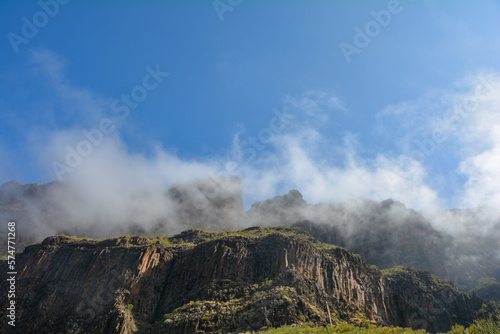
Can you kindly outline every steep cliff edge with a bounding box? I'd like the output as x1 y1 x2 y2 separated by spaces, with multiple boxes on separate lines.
0 227 484 334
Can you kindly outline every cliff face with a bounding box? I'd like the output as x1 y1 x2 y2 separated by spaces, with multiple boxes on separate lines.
0 228 483 334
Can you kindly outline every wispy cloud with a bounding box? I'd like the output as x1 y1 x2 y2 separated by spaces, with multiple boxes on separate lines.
234 127 441 211
284 90 347 123
29 49 112 126
375 71 500 208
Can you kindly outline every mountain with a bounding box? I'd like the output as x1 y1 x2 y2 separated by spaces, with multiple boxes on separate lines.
247 194 448 275
0 227 485 333
1 181 500 295
246 191 500 292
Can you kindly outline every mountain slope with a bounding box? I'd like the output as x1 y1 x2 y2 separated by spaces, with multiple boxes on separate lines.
0 227 484 334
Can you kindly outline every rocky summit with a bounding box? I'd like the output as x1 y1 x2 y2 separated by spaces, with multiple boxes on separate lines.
0 227 485 334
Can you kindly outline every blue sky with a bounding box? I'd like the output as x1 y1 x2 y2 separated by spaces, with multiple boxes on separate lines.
1 0 500 210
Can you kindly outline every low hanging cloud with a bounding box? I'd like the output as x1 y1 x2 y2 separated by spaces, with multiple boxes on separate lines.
234 128 441 211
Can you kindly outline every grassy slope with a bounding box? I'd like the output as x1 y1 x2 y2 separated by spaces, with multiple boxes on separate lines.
255 312 500 334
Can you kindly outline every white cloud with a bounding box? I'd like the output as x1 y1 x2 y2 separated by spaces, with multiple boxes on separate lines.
231 125 441 211
454 73 500 207
373 70 500 209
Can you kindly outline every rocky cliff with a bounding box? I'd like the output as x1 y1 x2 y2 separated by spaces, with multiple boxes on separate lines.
0 227 484 334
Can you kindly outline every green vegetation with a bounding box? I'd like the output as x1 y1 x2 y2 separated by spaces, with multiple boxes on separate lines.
162 280 342 333
446 312 500 333
201 226 315 242
255 312 500 334
431 274 452 290
59 234 98 242
37 227 352 261
54 234 183 248
473 277 500 291
117 303 137 332
381 266 451 291
312 242 338 251
204 226 346 254
52 226 316 249
478 301 498 317
0 246 8 260
471 277 500 302
256 322 426 333
146 236 175 247
381 266 408 277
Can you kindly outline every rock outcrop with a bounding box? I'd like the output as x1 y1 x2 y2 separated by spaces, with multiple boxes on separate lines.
0 227 484 334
